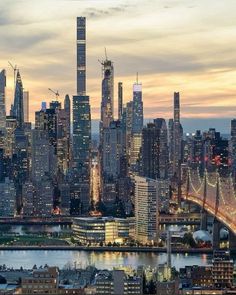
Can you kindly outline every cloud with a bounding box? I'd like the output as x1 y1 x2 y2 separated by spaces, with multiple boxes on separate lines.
82 4 131 19
1 0 236 123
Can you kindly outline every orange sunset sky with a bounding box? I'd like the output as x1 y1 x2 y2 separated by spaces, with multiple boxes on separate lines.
1 0 236 123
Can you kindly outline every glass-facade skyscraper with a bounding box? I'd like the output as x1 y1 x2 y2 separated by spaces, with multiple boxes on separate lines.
77 17 86 96
100 59 114 130
132 82 143 134
12 70 24 128
73 17 91 214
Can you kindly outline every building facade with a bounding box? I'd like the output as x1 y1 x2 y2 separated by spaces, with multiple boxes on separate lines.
135 176 159 244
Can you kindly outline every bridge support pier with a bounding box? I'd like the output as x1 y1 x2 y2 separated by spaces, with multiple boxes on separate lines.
229 231 236 250
200 210 208 231
212 218 221 250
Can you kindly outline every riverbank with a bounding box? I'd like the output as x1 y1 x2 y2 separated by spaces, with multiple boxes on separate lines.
0 245 215 253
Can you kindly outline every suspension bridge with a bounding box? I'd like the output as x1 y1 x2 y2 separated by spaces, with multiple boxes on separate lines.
182 168 236 248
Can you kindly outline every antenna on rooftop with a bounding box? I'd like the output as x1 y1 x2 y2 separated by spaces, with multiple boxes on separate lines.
105 47 108 60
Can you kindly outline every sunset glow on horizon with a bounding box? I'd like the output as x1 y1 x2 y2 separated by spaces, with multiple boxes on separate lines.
1 0 236 122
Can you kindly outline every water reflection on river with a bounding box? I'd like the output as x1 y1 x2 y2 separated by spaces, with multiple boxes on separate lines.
0 251 212 270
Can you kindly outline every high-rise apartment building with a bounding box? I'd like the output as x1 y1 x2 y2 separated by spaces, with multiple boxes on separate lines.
57 108 71 173
100 59 114 131
31 129 56 182
5 116 17 157
0 177 16 217
73 17 91 214
130 80 143 172
132 81 143 134
77 17 86 96
22 181 35 216
154 118 169 179
169 93 183 176
102 120 123 205
102 120 123 180
23 91 29 122
64 94 71 136
135 176 159 243
141 119 168 180
124 101 133 165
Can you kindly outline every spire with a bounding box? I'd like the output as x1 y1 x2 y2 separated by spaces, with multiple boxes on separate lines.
105 47 108 60
12 69 24 127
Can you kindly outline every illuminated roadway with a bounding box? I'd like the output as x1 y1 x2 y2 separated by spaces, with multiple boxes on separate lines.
183 168 236 234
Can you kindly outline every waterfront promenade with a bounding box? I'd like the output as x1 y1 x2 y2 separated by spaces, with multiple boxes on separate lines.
0 245 213 253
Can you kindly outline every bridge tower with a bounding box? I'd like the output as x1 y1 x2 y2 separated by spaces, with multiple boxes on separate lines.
177 160 182 207
213 172 221 249
200 170 208 231
186 168 191 212
167 230 172 268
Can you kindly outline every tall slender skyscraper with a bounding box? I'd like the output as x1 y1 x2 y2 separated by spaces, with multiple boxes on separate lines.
23 91 29 122
132 78 143 134
100 59 114 130
130 77 143 172
64 94 71 135
12 70 24 128
174 92 180 123
172 92 183 175
0 70 6 130
77 17 86 96
73 17 91 214
118 82 123 121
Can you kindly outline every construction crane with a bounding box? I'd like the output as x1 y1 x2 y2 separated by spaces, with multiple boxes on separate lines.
48 88 60 99
8 61 18 92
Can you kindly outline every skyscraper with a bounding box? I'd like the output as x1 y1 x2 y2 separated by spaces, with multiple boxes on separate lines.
0 178 16 217
31 129 56 182
73 17 91 214
129 78 143 172
0 70 6 130
77 17 86 96
12 70 24 128
141 123 160 179
57 108 71 173
102 120 123 205
172 92 183 175
64 94 71 136
100 59 114 130
135 176 159 244
132 80 143 134
23 91 29 122
118 82 123 120
154 118 169 179
125 101 133 165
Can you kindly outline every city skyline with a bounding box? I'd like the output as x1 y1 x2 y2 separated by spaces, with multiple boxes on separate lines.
1 6 236 293
1 0 236 123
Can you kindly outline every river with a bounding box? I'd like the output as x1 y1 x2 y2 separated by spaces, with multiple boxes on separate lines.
0 250 213 270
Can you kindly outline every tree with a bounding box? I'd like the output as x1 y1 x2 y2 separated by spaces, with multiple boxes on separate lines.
183 233 197 248
0 276 6 284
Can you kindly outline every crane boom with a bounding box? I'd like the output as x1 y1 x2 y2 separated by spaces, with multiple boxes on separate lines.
48 88 60 98
8 61 18 94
